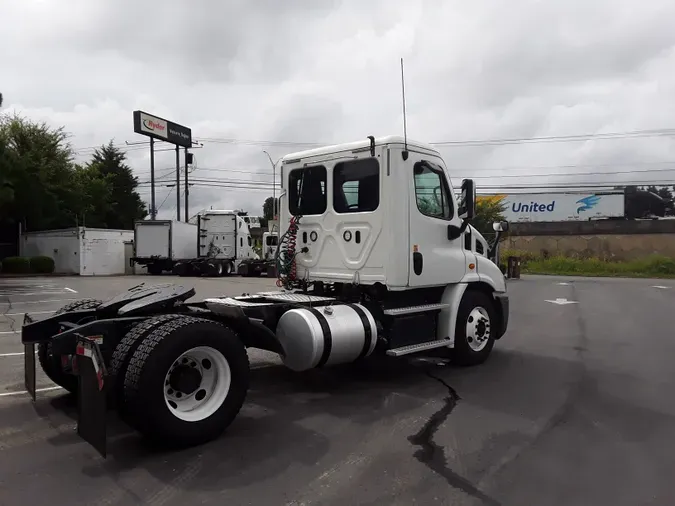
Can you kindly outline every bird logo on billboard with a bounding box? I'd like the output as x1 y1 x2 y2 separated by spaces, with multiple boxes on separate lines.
576 195 601 213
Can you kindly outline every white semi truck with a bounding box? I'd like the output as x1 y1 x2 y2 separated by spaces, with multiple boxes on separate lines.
131 220 198 275
173 210 258 277
21 135 510 457
236 231 279 277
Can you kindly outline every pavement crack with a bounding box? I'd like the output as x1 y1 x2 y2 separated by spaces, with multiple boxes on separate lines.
408 369 502 506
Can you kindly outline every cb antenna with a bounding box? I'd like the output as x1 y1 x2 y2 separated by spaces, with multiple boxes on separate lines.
400 57 409 161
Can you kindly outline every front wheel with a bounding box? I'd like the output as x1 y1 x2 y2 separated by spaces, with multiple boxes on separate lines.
451 290 497 366
122 316 250 448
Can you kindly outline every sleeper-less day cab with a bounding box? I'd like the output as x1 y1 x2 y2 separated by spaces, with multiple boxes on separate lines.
20 135 509 457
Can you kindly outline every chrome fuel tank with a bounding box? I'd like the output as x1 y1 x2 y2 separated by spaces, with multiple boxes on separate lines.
276 303 377 372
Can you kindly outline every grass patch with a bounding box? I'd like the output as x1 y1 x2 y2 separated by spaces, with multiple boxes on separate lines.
500 249 675 278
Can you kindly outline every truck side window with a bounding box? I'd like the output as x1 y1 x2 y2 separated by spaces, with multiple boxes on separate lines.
413 161 454 220
240 237 243 247
333 158 380 214
289 165 327 216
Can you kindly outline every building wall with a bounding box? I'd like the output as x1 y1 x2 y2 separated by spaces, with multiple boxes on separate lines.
80 229 134 276
505 219 675 260
21 227 134 275
21 228 81 274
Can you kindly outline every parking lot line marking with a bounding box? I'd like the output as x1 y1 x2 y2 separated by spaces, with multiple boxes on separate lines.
0 298 76 306
0 386 62 398
64 287 77 293
0 331 19 335
4 310 55 317
0 351 36 358
0 290 73 296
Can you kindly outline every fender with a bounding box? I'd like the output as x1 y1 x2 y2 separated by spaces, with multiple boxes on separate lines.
437 282 468 348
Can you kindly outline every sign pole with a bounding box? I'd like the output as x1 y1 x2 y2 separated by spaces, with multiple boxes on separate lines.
150 138 156 220
175 145 181 221
184 147 189 222
132 110 192 222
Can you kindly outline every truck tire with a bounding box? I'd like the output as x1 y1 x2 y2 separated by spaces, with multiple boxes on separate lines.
109 314 186 413
451 290 497 367
122 316 250 448
224 261 233 276
37 298 103 394
147 264 163 275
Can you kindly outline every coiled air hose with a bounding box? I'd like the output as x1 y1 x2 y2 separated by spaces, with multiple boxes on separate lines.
275 214 302 289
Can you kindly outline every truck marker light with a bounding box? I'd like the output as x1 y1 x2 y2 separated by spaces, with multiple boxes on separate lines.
469 263 475 270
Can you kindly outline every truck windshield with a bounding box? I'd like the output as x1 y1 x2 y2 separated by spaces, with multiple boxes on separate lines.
288 166 327 216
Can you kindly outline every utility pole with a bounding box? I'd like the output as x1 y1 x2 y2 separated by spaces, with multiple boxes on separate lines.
150 138 156 219
263 151 282 220
184 148 191 222
175 145 181 221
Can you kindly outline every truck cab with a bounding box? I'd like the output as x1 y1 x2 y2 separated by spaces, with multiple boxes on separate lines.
276 135 509 362
262 231 279 261
278 135 505 292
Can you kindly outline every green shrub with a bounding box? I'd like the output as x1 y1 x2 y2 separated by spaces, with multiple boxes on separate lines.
30 256 55 274
523 254 675 278
500 248 538 264
1 256 31 274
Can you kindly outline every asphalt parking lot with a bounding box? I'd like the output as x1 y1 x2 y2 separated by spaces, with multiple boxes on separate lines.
1 274 674 505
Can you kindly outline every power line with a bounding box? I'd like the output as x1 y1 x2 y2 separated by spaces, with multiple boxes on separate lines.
155 188 174 212
430 128 675 146
73 126 675 156
192 127 675 149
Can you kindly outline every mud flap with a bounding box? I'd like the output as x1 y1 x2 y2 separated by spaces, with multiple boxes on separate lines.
24 343 36 401
75 336 108 459
22 313 37 402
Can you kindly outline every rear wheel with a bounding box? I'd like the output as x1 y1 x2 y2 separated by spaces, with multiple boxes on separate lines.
37 298 103 394
147 264 163 275
451 290 497 366
109 314 185 412
122 316 250 448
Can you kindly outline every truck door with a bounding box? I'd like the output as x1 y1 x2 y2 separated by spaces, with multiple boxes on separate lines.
407 155 467 287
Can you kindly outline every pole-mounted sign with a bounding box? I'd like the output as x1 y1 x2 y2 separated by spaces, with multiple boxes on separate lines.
133 110 192 148
133 110 193 221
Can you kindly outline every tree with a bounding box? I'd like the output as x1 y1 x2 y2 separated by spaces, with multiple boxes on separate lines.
71 164 114 227
0 113 79 230
88 141 147 229
263 196 279 220
472 198 506 236
261 196 279 228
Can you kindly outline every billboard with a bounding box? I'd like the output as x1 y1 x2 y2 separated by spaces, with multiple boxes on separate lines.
133 110 192 148
478 192 625 222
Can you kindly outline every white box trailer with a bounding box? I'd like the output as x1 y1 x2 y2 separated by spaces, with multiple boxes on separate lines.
132 220 198 275
480 191 625 223
21 227 133 275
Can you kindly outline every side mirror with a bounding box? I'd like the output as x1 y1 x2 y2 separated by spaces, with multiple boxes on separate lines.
458 179 476 220
492 221 509 233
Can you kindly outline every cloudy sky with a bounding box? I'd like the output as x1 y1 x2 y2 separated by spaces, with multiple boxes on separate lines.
3 0 675 219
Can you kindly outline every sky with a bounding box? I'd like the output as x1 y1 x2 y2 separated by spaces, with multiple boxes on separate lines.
3 0 675 220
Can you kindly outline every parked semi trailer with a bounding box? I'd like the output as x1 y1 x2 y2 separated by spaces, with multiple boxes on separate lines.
173 210 258 277
131 220 198 275
478 187 668 222
21 135 510 458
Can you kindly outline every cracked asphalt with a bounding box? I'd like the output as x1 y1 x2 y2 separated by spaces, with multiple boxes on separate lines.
1 274 674 505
